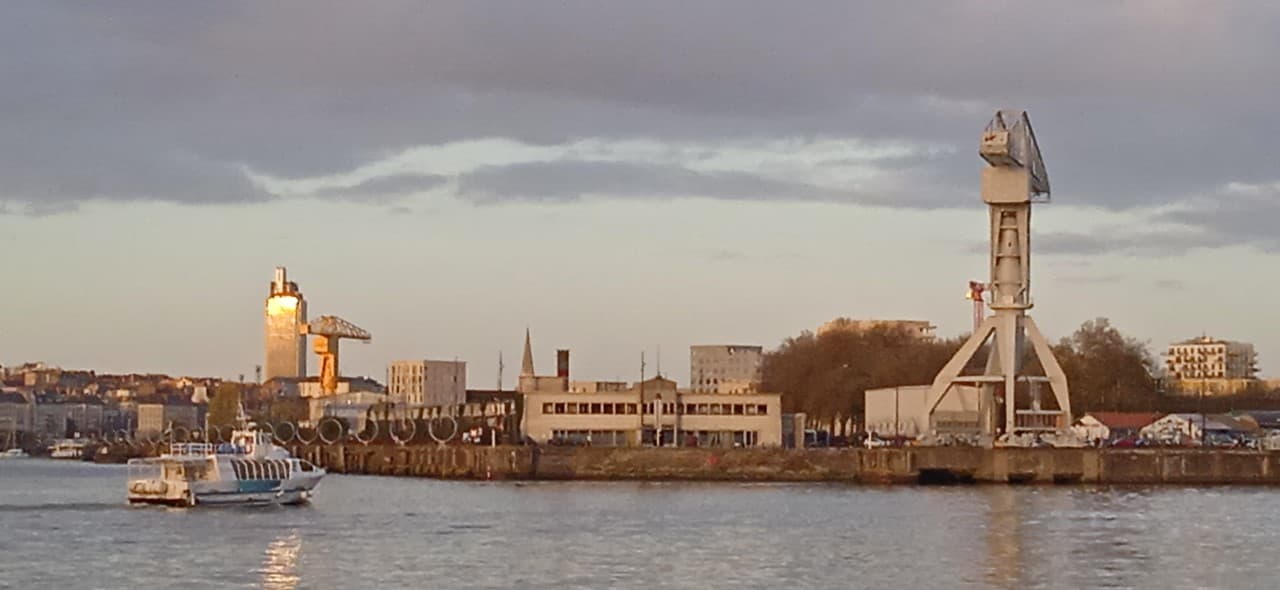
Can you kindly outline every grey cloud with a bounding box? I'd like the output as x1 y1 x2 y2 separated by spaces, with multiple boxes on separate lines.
454 159 955 209
1153 279 1186 290
2 1 1280 229
310 173 448 201
1035 228 1230 257
1155 193 1280 252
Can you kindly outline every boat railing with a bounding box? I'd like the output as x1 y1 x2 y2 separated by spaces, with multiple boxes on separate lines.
168 442 214 456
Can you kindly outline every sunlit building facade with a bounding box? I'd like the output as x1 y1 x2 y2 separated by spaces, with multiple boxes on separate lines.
1164 335 1259 396
264 267 307 382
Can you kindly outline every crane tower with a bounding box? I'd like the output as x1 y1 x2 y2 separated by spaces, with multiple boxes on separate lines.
302 315 372 396
925 110 1071 444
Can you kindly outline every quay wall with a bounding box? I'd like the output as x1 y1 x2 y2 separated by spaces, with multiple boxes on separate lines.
288 444 1280 485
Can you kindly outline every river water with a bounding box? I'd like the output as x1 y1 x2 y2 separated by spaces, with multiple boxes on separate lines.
0 459 1275 589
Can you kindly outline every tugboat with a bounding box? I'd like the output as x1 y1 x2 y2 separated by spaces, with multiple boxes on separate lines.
126 423 324 507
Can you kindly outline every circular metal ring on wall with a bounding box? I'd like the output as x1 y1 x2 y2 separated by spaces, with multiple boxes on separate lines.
170 426 189 443
351 420 379 446
206 425 226 444
426 416 458 444
274 422 297 444
317 417 345 445
296 426 318 445
389 419 417 446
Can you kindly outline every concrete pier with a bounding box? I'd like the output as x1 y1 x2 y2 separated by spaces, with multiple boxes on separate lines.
288 444 1280 485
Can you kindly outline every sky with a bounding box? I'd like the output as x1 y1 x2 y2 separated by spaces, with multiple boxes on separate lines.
3 1 1280 386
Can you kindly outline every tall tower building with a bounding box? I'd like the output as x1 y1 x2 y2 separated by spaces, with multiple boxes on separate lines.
264 266 307 382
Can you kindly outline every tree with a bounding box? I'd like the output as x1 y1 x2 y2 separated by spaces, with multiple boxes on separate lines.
1051 318 1158 412
207 383 242 430
762 325 964 433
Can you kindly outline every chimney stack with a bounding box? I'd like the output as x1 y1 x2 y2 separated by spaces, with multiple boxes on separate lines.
556 349 570 379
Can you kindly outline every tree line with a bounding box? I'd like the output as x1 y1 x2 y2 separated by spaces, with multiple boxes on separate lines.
762 317 1278 431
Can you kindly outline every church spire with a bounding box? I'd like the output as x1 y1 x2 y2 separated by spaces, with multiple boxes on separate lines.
521 328 535 376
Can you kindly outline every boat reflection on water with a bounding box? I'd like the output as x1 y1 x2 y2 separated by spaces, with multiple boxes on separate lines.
259 532 302 590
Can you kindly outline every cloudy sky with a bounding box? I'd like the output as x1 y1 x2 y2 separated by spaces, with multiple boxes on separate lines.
3 1 1279 385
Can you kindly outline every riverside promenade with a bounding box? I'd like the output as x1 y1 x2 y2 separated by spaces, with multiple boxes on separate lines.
287 444 1280 485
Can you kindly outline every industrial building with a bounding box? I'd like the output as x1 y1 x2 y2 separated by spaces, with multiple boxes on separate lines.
263 267 308 382
864 385 980 438
690 345 762 394
1164 336 1259 395
817 318 937 340
387 360 466 407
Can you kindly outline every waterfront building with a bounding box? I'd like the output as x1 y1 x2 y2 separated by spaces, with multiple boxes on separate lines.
817 318 937 340
308 390 388 430
864 385 980 438
135 403 201 437
387 360 466 407
264 266 308 382
0 392 33 437
522 376 783 447
690 345 763 394
33 398 69 438
1163 335 1258 395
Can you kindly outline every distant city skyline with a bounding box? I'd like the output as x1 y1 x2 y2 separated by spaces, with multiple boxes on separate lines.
3 3 1279 382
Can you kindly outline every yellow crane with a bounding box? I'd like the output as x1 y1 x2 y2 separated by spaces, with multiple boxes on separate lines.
301 315 371 396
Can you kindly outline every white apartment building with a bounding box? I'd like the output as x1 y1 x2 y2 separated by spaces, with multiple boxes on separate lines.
387 360 466 407
690 345 763 394
1164 336 1258 395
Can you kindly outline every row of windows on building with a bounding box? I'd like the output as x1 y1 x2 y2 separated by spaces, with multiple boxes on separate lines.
550 429 761 447
540 402 770 416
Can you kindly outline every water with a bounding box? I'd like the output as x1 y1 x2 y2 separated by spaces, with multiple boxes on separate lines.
0 459 1275 589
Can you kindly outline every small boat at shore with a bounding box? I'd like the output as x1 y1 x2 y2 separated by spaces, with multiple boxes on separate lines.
1 448 28 459
127 423 324 507
49 439 87 460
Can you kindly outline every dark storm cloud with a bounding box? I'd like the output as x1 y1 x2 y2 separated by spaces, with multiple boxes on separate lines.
2 1 1279 234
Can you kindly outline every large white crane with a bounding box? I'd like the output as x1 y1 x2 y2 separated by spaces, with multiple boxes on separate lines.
925 110 1071 445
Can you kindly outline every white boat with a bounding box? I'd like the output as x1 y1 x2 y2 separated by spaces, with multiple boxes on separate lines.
127 424 325 507
49 439 87 460
1 448 28 459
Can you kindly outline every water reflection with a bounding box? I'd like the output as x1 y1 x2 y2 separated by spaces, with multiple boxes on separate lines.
259 532 302 590
983 487 1024 589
